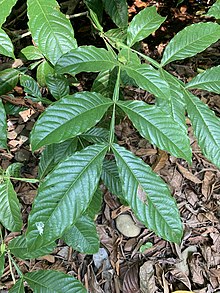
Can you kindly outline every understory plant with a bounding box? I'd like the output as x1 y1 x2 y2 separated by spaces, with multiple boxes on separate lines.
0 0 220 291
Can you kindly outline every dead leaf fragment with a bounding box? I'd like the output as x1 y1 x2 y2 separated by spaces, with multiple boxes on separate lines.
140 261 156 293
177 163 202 184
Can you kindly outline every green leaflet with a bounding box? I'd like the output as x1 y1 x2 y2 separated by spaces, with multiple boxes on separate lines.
20 74 42 99
81 127 110 143
0 0 18 26
24 270 87 293
38 138 78 179
62 215 100 254
105 28 127 45
102 0 128 28
112 144 183 243
45 74 69 100
21 45 44 60
117 100 191 162
123 64 171 101
161 22 220 66
0 28 14 58
84 0 103 22
207 0 220 19
8 278 25 293
127 6 166 47
101 159 123 197
30 92 113 151
0 179 22 231
6 163 23 177
26 144 107 251
185 91 220 169
55 45 118 75
0 99 7 149
92 69 118 99
36 60 54 87
0 68 19 95
85 187 103 219
27 0 77 65
186 65 220 94
8 235 56 260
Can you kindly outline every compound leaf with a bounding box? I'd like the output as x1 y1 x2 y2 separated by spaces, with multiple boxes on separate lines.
0 179 22 231
185 91 220 169
24 270 86 293
26 144 107 251
112 144 183 243
0 68 19 95
127 6 165 47
8 278 25 293
207 0 220 19
117 100 191 162
186 65 220 94
161 22 220 66
20 74 42 99
0 0 18 26
30 92 113 151
0 28 14 59
81 127 110 143
101 159 123 197
21 45 44 60
45 74 69 100
0 99 7 149
55 45 118 75
102 0 128 28
62 215 99 254
27 0 77 65
8 235 56 260
38 138 78 179
123 64 170 100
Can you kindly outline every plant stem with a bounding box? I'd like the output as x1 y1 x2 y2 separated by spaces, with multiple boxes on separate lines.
109 67 121 146
8 251 23 278
7 251 16 284
130 48 161 69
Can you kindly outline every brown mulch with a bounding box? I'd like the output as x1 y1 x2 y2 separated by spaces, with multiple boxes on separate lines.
0 1 220 292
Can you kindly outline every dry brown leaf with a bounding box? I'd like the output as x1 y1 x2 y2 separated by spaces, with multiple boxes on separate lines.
152 150 168 172
176 163 202 184
201 171 215 200
123 263 140 293
140 261 156 293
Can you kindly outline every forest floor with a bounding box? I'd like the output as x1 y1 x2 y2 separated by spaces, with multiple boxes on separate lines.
0 1 220 292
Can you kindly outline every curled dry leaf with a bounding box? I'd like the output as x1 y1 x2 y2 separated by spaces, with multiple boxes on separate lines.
176 163 202 184
140 261 156 293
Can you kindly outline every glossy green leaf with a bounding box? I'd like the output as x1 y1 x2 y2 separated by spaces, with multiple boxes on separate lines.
159 69 187 131
31 92 113 151
6 163 23 178
38 138 78 179
85 187 103 219
112 144 183 243
36 60 54 87
45 74 69 100
185 91 220 168
101 159 123 197
8 235 55 260
27 0 77 65
0 99 7 149
20 45 43 60
117 100 191 162
186 66 220 94
26 144 107 250
123 64 170 100
20 74 42 99
0 0 18 25
105 28 127 45
102 0 128 28
207 0 220 19
0 28 14 58
55 45 118 75
0 252 5 278
161 22 220 66
127 6 165 47
63 215 99 254
84 0 103 22
0 179 22 231
118 49 141 66
24 270 87 293
0 68 19 95
8 278 25 293
81 127 109 143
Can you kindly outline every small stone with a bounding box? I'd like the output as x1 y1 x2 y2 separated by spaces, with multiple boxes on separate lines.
115 214 141 238
15 149 30 162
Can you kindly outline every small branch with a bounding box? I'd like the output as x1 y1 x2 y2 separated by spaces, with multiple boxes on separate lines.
66 11 88 19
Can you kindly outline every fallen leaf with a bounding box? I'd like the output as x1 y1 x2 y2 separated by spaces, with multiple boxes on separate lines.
177 163 202 184
140 261 156 293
